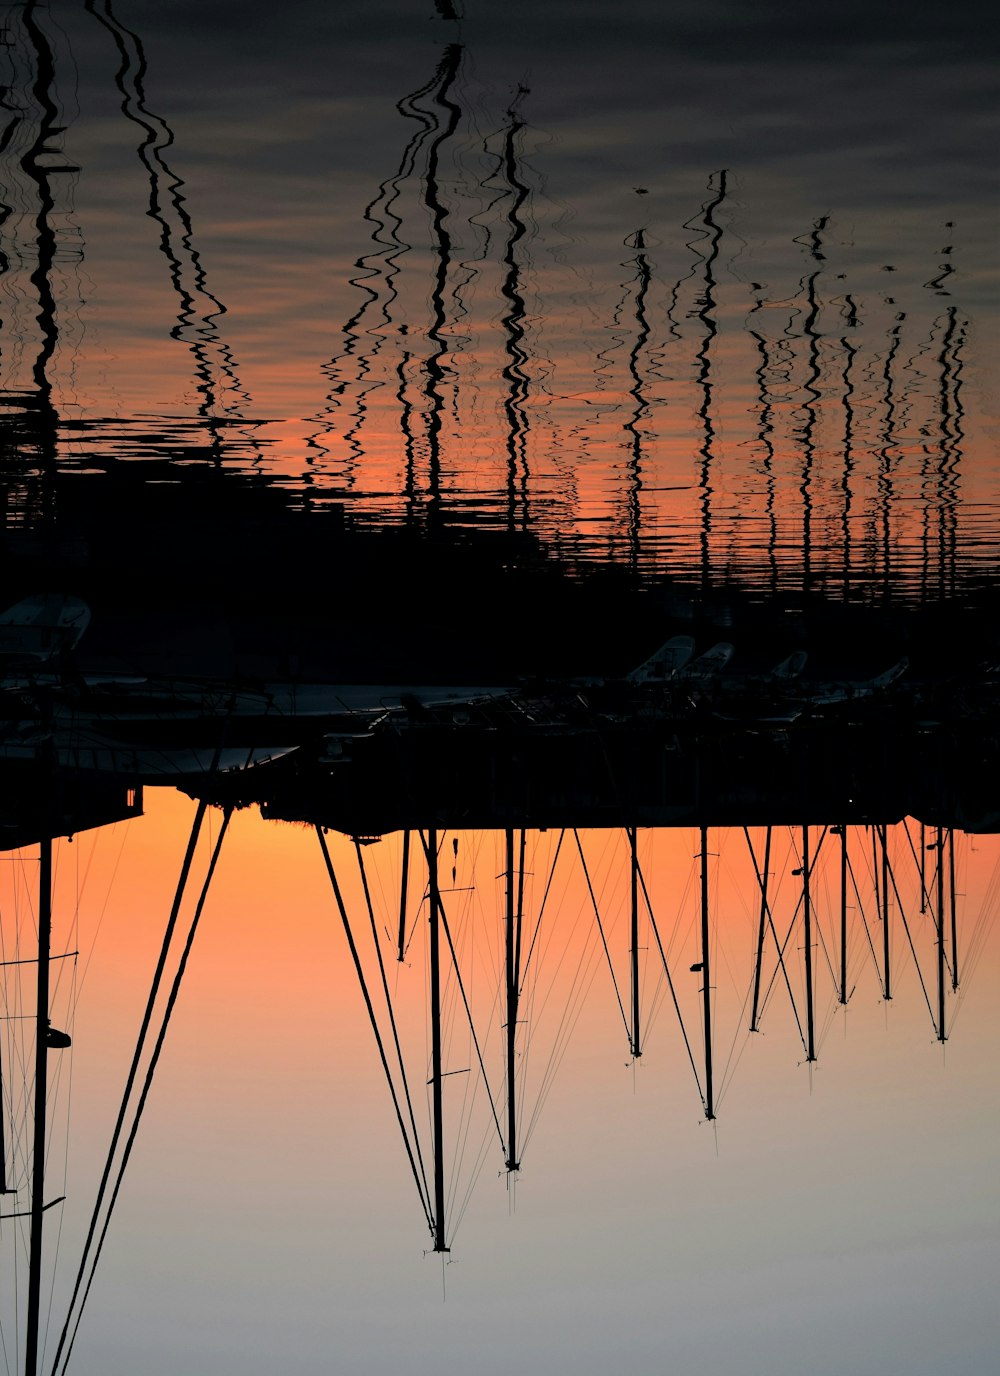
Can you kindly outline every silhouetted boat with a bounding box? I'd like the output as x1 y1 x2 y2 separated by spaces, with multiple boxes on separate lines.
679 641 734 679
0 597 518 781
798 657 909 708
0 595 90 665
626 634 695 684
772 650 808 680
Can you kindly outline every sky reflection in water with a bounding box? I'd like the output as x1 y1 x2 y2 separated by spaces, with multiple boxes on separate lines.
0 1 998 1374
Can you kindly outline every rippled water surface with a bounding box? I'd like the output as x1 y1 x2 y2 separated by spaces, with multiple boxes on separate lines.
1 4 999 1375
3 0 999 605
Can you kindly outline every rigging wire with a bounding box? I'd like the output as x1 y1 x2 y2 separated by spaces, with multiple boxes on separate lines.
508 829 577 1170
712 872 757 1108
519 829 563 990
572 831 630 1041
441 847 503 1241
900 817 935 913
884 846 937 1029
633 856 704 1104
811 890 839 992
639 853 697 1044
755 826 828 1034
353 841 432 1210
519 850 611 1154
715 857 763 1109
416 834 504 1156
518 924 605 1154
743 827 806 1049
52 807 233 1376
41 840 79 1372
47 794 214 1376
75 822 129 999
447 864 514 1240
441 833 506 1238
845 844 884 995
951 836 997 1029
316 829 433 1235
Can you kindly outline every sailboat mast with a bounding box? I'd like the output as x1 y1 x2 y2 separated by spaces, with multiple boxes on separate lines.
397 829 411 962
24 831 52 1376
948 828 958 990
802 826 816 1063
0 1027 7 1195
936 824 946 1041
881 824 891 1000
504 828 520 1171
427 829 448 1250
699 827 714 1120
0 918 10 1194
629 826 641 1057
750 826 772 1031
839 824 848 1004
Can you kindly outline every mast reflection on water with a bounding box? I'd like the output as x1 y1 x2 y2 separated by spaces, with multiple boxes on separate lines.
0 0 998 1370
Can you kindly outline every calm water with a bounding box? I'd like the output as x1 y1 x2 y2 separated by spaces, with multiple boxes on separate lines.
1 1 999 1373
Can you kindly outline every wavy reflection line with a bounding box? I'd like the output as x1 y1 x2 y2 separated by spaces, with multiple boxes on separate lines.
936 306 965 598
593 259 634 406
464 97 526 275
949 316 967 598
933 308 957 599
896 316 937 456
838 293 860 603
420 44 463 527
923 231 954 296
13 0 72 527
748 293 779 595
651 183 713 379
497 101 532 533
687 170 727 592
85 0 252 432
789 217 827 595
327 255 381 485
441 86 515 407
621 228 651 571
907 236 956 601
0 29 26 389
20 2 60 404
396 343 419 519
448 89 534 518
313 62 442 480
875 312 904 598
768 260 806 420
330 44 465 521
493 91 567 536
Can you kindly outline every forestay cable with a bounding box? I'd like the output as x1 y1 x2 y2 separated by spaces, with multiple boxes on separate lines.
634 860 704 1105
316 829 434 1234
572 831 630 1041
53 808 232 1376
48 795 212 1376
354 842 432 1211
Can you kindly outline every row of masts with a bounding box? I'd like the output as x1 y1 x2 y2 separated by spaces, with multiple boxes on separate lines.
309 820 964 1254
0 811 967 1376
747 823 959 1061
